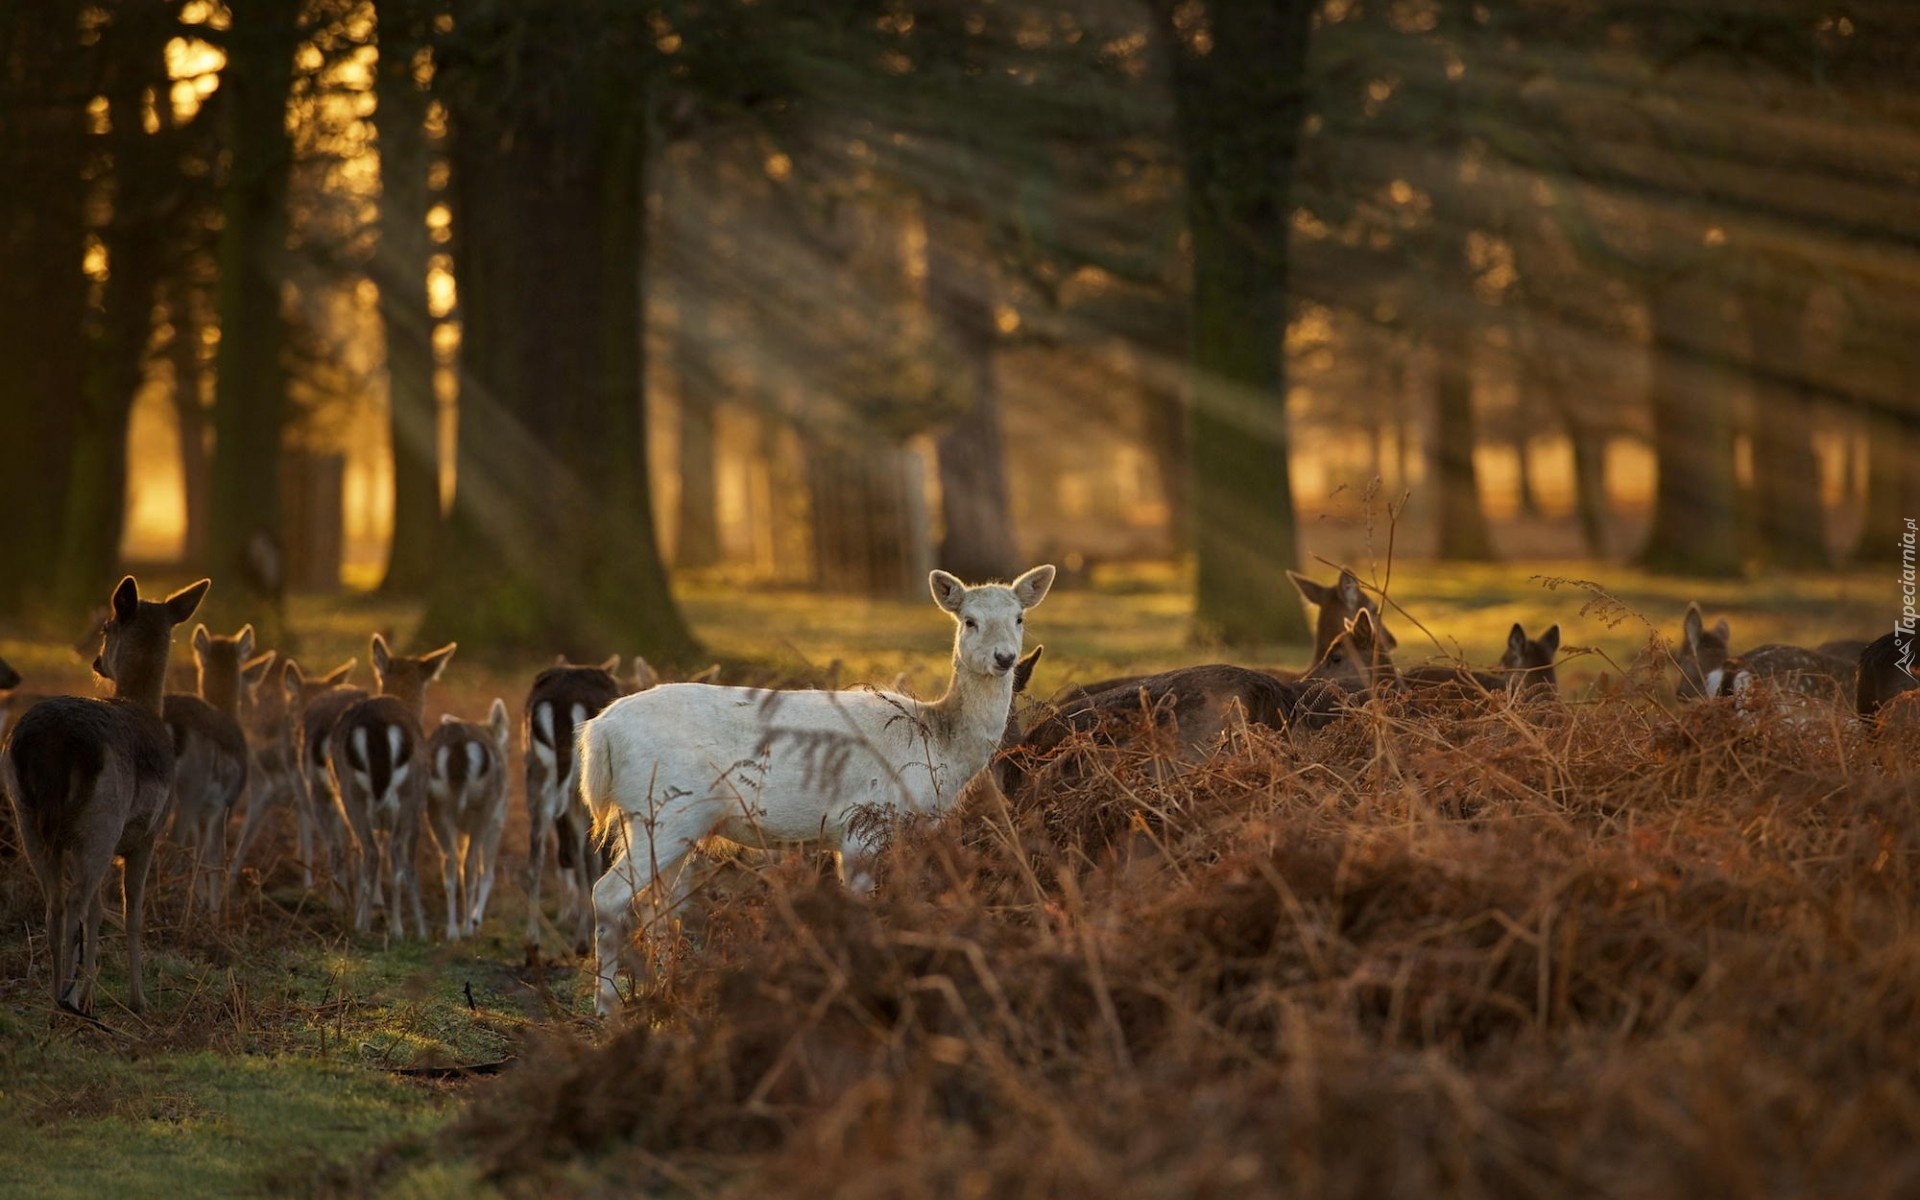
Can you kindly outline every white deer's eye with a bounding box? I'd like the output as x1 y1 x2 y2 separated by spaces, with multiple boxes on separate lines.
1016 616 1023 626
964 619 977 630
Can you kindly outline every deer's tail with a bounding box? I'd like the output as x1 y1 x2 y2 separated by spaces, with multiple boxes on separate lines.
579 717 620 849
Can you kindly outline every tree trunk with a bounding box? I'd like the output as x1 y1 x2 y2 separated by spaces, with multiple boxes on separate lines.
1640 270 1744 576
1432 311 1496 560
209 0 301 632
673 287 723 570
1565 412 1609 558
1151 0 1316 645
421 18 696 662
804 435 929 599
0 2 89 614
1743 278 1828 569
1512 431 1541 518
170 288 213 569
56 6 173 607
1853 357 1920 565
373 0 441 595
924 210 1020 581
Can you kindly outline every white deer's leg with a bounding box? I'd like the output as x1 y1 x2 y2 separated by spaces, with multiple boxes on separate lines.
591 834 644 1017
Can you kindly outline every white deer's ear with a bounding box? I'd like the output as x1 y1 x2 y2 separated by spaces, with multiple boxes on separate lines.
1287 570 1330 607
930 570 968 613
1010 564 1055 609
193 624 213 658
371 633 392 675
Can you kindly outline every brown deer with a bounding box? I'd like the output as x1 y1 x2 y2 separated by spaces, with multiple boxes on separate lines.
1400 622 1561 700
290 658 366 895
523 655 625 955
326 635 456 938
2 576 209 1014
0 656 22 740
426 698 511 940
1009 611 1393 795
1857 631 1918 720
164 625 268 914
1677 604 1854 705
226 653 313 887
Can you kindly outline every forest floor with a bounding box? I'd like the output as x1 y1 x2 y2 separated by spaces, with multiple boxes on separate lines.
0 560 1908 1198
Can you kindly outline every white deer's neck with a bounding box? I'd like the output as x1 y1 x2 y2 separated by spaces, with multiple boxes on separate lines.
925 653 1015 776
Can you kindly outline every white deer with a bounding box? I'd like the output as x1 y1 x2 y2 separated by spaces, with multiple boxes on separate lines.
580 564 1053 1015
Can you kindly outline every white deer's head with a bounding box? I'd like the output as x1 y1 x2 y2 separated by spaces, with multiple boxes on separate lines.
930 565 1055 680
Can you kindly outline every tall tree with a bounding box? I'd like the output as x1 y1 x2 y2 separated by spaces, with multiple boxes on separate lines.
422 2 696 661
56 2 178 608
1149 0 1314 645
1639 267 1743 577
0 2 89 613
672 279 722 571
209 0 302 631
1742 264 1828 570
372 0 441 594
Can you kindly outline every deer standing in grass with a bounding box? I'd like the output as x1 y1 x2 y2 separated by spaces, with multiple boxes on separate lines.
227 655 312 886
164 625 270 914
426 699 511 940
325 636 456 939
523 656 625 956
2 576 209 1014
288 659 363 894
581 565 1054 1015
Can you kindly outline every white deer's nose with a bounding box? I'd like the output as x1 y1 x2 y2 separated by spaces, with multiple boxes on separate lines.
994 652 1016 672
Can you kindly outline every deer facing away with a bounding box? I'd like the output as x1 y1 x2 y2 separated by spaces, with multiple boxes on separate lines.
426 698 511 940
1 576 209 1014
523 656 626 957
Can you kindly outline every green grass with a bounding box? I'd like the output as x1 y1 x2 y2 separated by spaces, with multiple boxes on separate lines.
0 559 1900 1195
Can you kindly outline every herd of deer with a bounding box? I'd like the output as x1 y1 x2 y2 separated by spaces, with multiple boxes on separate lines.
0 567 1913 1019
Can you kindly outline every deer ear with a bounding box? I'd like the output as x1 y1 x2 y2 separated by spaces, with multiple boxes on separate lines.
553 653 569 667
235 624 256 661
631 657 658 690
111 576 140 621
1713 619 1730 643
598 654 620 674
282 659 306 699
193 624 213 658
488 697 511 742
1507 623 1527 657
321 660 356 687
1288 570 1331 607
1540 625 1561 656
1336 570 1364 609
930 570 967 613
1013 645 1043 694
371 633 392 675
420 643 458 679
1011 564 1055 609
1349 609 1377 649
243 651 277 687
164 579 211 626
1682 604 1704 652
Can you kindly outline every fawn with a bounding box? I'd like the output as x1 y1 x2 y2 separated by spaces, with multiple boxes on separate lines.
2 576 209 1014
165 625 269 914
426 699 512 940
325 635 456 939
524 655 625 956
290 659 366 895
1676 603 1854 704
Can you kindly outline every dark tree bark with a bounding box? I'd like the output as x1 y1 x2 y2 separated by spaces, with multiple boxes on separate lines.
804 436 929 600
1150 0 1315 645
0 2 89 613
1640 270 1743 577
1743 273 1828 569
422 10 696 662
169 293 213 570
1853 358 1920 565
56 3 174 608
1431 309 1496 560
1564 410 1610 558
672 286 722 571
209 0 301 632
373 0 441 595
1512 432 1542 519
924 210 1019 582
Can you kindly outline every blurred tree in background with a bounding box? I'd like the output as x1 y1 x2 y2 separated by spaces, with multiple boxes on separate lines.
0 0 1916 648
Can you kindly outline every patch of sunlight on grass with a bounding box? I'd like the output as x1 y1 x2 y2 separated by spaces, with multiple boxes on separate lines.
0 1051 451 1200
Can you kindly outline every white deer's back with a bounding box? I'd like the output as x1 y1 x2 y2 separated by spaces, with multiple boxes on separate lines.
587 681 998 844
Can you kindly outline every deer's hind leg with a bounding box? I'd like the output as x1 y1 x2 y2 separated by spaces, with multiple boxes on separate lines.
122 834 158 1012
